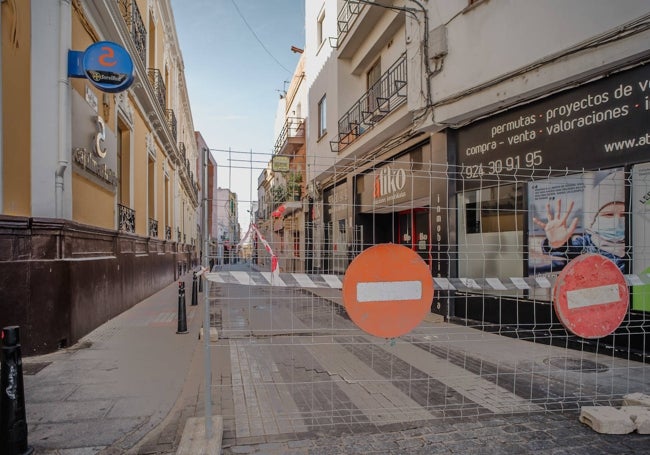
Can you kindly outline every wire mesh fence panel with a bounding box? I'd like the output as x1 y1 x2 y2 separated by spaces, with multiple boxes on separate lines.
203 147 650 443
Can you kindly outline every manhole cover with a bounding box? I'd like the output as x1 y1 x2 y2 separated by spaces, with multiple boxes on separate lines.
22 362 51 376
544 357 608 373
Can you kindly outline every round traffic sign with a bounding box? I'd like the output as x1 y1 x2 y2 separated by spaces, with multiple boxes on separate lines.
553 253 628 339
342 244 434 338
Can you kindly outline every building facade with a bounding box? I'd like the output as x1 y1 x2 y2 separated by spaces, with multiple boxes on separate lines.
257 53 307 273
296 0 650 358
213 187 239 265
0 0 200 354
419 0 650 357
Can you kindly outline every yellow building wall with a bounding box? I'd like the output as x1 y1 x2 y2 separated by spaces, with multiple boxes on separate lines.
154 146 164 239
70 4 118 229
133 110 148 236
72 174 115 228
2 0 31 215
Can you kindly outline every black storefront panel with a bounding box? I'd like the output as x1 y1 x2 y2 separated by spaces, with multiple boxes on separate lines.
451 65 650 360
455 64 650 191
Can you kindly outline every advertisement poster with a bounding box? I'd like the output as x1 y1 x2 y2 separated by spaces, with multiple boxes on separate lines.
632 163 650 312
528 168 626 299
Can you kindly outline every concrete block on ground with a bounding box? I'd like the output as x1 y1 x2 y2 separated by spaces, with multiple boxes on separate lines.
199 327 219 342
176 416 223 455
619 406 650 434
622 392 650 408
579 406 635 434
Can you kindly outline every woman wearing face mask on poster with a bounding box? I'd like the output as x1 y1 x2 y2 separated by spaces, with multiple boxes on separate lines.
532 170 627 273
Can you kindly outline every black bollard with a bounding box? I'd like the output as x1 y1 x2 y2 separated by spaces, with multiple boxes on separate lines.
176 282 188 334
0 326 34 455
191 272 198 306
198 270 203 293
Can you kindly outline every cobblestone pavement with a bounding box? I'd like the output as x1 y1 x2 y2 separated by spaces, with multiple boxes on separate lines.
220 412 650 454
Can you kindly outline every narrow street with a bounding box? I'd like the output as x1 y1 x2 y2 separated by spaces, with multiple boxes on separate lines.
207 265 650 451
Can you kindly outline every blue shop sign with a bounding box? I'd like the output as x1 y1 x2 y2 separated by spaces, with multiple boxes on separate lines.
69 41 134 93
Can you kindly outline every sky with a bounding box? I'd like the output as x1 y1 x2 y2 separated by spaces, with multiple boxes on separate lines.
170 0 305 232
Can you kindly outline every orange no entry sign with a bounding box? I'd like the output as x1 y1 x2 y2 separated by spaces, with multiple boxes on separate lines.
553 253 628 339
342 244 434 338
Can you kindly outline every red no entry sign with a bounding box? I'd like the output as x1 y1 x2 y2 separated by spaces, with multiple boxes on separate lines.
553 253 628 339
342 244 433 338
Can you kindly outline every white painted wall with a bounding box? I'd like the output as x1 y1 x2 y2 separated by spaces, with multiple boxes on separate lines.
419 0 650 126
305 0 338 183
32 1 72 218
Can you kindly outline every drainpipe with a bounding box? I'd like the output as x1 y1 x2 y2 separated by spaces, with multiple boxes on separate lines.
55 0 71 218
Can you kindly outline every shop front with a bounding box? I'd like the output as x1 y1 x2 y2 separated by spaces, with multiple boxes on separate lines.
451 63 650 358
353 138 451 315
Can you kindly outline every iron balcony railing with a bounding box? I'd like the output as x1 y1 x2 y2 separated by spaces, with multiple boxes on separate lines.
117 0 146 66
273 117 305 155
334 53 407 152
337 0 364 47
118 203 135 233
147 68 166 111
166 109 177 142
148 218 158 238
165 225 172 241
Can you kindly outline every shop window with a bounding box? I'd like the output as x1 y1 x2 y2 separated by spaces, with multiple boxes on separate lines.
464 184 524 234
458 183 524 288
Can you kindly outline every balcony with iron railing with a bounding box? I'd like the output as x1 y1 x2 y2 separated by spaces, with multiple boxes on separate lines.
148 218 158 238
147 68 166 112
332 54 407 153
118 204 135 233
117 0 147 66
337 0 364 47
336 0 403 59
273 117 305 156
166 109 177 142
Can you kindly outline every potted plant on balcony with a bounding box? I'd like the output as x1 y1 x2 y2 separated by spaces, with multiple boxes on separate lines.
286 171 302 201
271 184 287 205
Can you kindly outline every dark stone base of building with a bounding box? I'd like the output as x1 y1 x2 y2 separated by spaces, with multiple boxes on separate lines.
0 215 197 355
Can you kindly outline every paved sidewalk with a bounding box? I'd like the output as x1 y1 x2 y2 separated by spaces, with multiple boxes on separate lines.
22 272 206 454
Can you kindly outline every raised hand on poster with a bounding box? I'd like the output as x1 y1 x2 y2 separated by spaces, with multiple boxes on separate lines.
533 199 579 248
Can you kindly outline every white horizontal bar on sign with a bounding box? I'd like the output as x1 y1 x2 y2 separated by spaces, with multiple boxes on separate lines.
357 281 422 303
566 284 621 310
